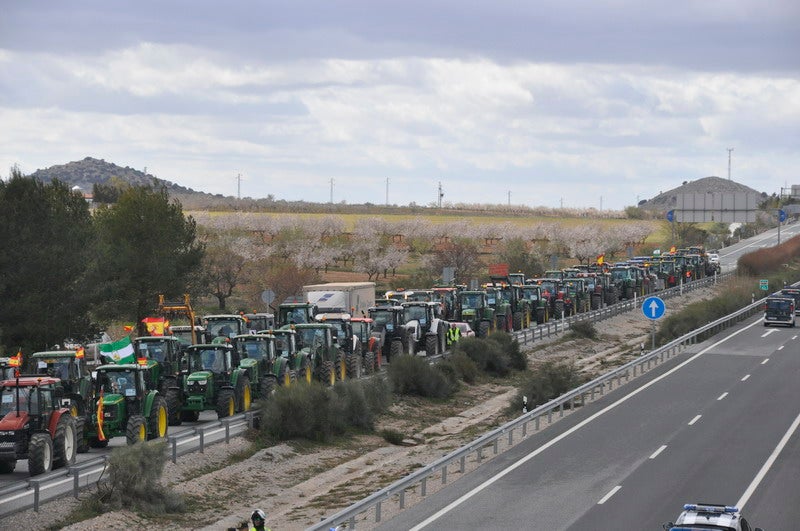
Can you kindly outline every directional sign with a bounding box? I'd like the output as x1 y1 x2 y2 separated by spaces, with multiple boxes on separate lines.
779 209 787 223
642 296 666 320
666 210 674 223
759 279 769 291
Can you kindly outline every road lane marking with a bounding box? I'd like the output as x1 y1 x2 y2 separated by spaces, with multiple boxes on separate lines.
409 319 763 531
761 329 778 338
717 392 728 401
649 445 667 459
738 410 800 510
597 485 622 505
793 335 798 340
762 359 770 365
741 374 750 381
688 415 702 425
778 345 784 351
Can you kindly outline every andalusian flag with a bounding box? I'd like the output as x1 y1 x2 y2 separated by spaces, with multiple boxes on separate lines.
99 336 135 364
96 389 106 441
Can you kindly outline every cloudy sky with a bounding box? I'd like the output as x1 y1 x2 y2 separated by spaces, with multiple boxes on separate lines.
1 1 798 210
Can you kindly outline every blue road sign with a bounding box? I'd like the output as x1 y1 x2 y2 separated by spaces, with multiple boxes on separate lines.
779 209 787 223
666 210 674 222
642 296 666 320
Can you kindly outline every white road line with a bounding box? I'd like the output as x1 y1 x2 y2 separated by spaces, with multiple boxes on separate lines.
761 329 778 338
762 359 770 365
649 445 667 459
792 335 798 340
597 485 622 505
717 392 728 401
778 345 784 351
688 415 702 425
408 319 762 531
738 410 800 510
741 374 751 382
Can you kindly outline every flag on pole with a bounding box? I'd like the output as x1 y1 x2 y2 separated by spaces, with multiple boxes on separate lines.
8 350 22 368
142 317 169 336
75 347 85 359
123 324 134 332
596 254 605 265
99 336 135 364
96 389 106 441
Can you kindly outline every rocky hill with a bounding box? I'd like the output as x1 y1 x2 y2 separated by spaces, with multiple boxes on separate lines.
640 176 766 211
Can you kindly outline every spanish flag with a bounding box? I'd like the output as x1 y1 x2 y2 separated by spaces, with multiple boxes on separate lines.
96 389 106 441
142 317 169 336
596 254 605 265
75 347 85 359
8 350 22 368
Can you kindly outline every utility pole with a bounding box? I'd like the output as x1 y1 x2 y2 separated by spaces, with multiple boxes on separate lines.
329 178 334 203
438 181 444 208
560 197 563 209
600 196 603 211
386 178 389 206
237 173 242 200
508 191 511 206
143 166 147 176
727 148 734 180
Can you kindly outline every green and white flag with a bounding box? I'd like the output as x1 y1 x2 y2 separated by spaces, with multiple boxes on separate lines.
99 335 135 364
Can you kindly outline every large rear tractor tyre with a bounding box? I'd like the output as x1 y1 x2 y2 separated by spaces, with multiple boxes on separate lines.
166 388 183 426
236 377 252 413
478 320 490 338
513 312 523 331
316 360 336 386
624 286 634 300
425 335 438 356
75 416 89 454
389 340 403 362
536 308 546 325
438 324 447 354
0 459 16 473
216 389 236 419
125 415 147 445
28 433 54 476
346 354 362 379
591 294 602 310
337 355 347 381
300 359 313 384
53 414 77 469
260 376 277 399
147 396 168 440
181 410 200 422
362 351 375 375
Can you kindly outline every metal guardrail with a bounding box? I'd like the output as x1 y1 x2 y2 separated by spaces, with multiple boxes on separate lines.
0 411 256 516
310 272 753 530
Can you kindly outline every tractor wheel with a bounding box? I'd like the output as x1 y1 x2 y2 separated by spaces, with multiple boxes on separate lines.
28 433 54 475
336 354 347 381
346 353 362 379
236 377 252 413
438 324 447 354
591 293 602 310
425 335 437 356
478 320 490 338
181 410 200 422
389 340 403 362
166 388 183 426
316 360 336 386
260 376 277 399
126 415 147 445
75 416 89 454
513 312 523 331
362 351 375 375
555 300 565 318
0 458 16 473
53 414 77 469
216 389 236 419
300 358 313 384
147 395 168 440
89 437 109 449
624 286 634 300
536 308 546 325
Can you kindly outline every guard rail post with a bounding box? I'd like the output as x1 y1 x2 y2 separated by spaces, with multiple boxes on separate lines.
169 435 178 463
223 418 231 444
198 427 205 453
30 478 42 512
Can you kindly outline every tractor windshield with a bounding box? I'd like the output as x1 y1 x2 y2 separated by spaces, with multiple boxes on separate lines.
297 328 326 351
240 339 270 362
368 309 395 331
272 334 293 358
98 370 138 396
0 387 32 416
35 359 71 380
460 293 483 310
351 321 369 342
522 287 540 302
205 319 241 339
403 305 428 324
136 341 168 363
611 269 632 281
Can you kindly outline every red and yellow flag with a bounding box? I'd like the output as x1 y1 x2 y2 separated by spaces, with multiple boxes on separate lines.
8 350 22 368
123 324 134 332
75 347 85 359
96 389 106 441
596 254 605 265
142 317 169 336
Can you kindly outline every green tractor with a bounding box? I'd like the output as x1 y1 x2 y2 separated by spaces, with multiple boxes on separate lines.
293 323 343 385
489 275 532 330
233 333 295 398
368 304 414 362
181 344 252 419
87 363 168 447
456 290 495 337
562 278 590 315
202 314 249 343
277 301 318 328
133 336 187 426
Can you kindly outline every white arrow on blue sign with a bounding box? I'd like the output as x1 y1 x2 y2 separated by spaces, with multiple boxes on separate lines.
642 296 666 320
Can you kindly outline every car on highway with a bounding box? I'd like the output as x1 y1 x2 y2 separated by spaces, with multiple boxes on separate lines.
779 287 800 315
763 295 796 327
663 503 763 531
707 252 720 264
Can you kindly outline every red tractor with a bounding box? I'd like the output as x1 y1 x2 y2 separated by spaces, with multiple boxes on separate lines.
0 376 78 475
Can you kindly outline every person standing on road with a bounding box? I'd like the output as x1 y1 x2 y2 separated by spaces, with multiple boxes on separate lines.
447 323 461 346
250 509 270 531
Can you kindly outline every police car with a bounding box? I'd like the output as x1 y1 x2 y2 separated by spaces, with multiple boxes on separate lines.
663 503 763 531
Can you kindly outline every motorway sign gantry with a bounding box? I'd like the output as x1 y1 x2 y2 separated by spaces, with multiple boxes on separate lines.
642 296 666 320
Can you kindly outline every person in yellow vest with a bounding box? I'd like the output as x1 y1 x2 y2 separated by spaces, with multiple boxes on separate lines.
447 323 461 346
250 509 270 531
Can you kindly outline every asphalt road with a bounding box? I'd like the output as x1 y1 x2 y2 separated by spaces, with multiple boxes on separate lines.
379 316 800 530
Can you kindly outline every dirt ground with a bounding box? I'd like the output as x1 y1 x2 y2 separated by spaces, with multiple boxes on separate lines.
2 286 717 531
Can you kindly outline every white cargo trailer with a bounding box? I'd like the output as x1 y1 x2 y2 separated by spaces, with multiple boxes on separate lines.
302 282 376 316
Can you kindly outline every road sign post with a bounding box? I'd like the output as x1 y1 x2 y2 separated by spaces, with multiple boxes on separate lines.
642 296 666 351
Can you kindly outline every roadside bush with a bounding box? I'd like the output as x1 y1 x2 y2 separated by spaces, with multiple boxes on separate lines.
486 330 527 370
360 375 393 416
380 428 405 445
387 355 455 399
514 361 585 411
87 440 184 516
453 336 510 376
259 382 347 442
333 379 376 431
566 321 597 340
738 234 800 276
441 351 480 384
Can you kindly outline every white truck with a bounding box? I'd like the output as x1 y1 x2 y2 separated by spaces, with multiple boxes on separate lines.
302 282 376 316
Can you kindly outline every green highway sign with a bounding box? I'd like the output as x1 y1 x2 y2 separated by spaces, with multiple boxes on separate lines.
759 279 769 291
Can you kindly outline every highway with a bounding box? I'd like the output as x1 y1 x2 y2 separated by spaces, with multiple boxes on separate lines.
378 313 800 530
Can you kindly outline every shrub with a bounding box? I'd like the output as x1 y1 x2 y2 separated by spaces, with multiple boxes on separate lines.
738 234 800 276
88 440 184 516
441 351 480 384
514 361 585 411
567 321 597 340
486 331 527 371
453 336 510 376
387 355 455 398
333 379 375 431
259 382 347 443
380 428 405 445
361 376 393 416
